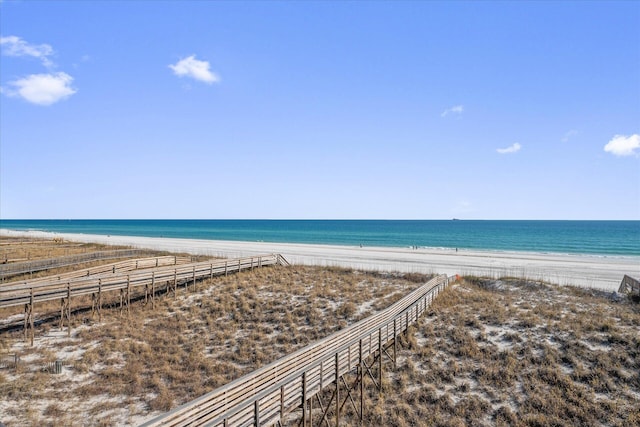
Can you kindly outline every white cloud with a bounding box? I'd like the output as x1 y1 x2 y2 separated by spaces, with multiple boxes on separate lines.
496 143 522 154
6 72 76 105
169 55 219 84
561 129 578 143
604 134 640 157
0 35 54 67
441 105 464 117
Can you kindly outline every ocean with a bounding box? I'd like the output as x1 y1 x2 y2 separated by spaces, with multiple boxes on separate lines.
1 220 639 257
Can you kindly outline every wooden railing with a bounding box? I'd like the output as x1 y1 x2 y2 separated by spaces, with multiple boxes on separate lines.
141 274 451 427
618 274 640 294
0 254 288 309
0 249 149 279
2 255 191 287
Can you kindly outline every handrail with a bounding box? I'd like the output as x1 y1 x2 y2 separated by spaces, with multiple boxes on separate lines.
0 254 286 309
1 255 191 289
141 274 452 427
0 249 149 278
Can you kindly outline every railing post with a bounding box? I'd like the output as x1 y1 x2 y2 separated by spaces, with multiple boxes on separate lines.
254 399 260 426
151 273 155 310
280 385 285 424
67 283 71 337
393 318 397 368
302 371 307 427
98 278 102 321
335 352 340 427
359 339 364 422
378 328 382 393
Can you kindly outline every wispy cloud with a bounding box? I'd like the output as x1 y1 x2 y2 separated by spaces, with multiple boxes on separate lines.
6 72 76 106
441 105 464 118
604 134 640 157
169 55 219 84
561 129 578 143
496 143 521 154
0 35 55 68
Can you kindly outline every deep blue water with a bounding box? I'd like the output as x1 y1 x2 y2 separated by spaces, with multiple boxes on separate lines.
1 220 639 256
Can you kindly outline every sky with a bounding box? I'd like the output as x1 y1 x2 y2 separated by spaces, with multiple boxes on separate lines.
0 1 639 220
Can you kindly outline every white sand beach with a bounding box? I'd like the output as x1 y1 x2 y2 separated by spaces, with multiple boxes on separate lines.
1 229 638 291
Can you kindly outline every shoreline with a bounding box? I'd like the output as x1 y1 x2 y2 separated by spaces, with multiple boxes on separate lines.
2 228 639 291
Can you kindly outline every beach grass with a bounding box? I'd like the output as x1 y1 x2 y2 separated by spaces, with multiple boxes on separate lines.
0 237 638 426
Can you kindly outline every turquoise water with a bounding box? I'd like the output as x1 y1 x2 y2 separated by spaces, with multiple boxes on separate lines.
1 220 639 256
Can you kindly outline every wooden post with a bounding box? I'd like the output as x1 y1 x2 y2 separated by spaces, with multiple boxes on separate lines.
254 400 260 426
405 311 409 336
335 352 340 426
280 385 285 424
225 261 228 276
27 289 34 346
210 263 213 280
302 371 307 427
60 298 64 330
378 328 382 393
66 283 71 337
393 318 397 368
359 339 364 422
151 272 155 310
98 278 102 322
192 266 196 291
127 275 131 315
174 269 177 299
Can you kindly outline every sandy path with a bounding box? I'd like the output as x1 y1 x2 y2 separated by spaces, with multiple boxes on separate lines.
2 229 638 291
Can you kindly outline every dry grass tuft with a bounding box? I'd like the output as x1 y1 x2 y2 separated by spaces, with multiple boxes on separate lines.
346 277 640 427
0 263 424 425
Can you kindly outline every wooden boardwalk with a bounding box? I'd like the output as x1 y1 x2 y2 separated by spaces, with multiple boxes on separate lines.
2 255 191 287
0 254 289 344
141 274 452 427
0 249 149 280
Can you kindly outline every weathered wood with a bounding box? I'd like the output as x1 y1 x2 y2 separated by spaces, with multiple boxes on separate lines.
3 255 286 348
140 275 451 427
618 274 640 294
0 249 149 279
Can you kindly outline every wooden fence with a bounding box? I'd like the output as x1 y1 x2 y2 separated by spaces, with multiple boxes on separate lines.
618 275 640 294
0 249 149 279
141 274 452 427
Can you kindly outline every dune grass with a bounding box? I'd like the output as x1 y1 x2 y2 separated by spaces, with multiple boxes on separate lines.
1 237 638 426
348 278 640 427
0 263 427 426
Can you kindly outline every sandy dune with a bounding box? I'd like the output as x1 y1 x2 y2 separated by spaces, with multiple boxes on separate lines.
1 229 638 291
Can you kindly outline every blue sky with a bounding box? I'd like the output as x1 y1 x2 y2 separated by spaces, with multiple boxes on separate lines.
1 1 638 220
